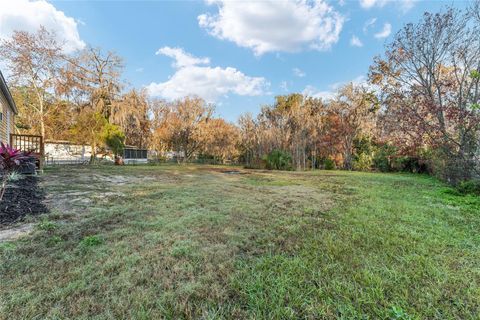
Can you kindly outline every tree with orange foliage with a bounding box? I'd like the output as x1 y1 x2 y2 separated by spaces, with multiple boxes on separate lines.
111 89 150 148
200 118 240 163
328 83 378 170
151 97 213 163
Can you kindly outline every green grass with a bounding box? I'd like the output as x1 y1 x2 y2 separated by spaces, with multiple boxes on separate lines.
1 165 479 319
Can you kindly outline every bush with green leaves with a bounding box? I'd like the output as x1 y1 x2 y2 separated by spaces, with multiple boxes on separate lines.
323 158 336 170
373 144 397 172
392 156 428 173
102 123 125 164
353 153 373 171
264 149 292 171
371 144 432 174
457 180 480 196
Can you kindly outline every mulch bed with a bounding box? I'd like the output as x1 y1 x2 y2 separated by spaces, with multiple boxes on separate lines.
0 176 48 226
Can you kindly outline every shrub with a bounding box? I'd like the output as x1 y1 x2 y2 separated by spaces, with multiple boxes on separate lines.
265 149 292 170
102 123 125 164
373 144 396 172
0 143 32 201
457 180 480 196
353 153 373 171
323 158 336 170
0 143 32 172
353 137 375 171
393 156 429 173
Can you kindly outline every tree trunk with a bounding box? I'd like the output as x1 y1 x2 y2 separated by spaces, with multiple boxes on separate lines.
343 137 353 170
33 81 46 139
40 114 45 140
90 141 97 164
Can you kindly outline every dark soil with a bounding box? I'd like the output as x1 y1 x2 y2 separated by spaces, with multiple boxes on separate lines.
204 168 251 175
0 176 48 226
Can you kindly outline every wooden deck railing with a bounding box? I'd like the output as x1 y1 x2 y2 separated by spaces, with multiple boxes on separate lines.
9 134 44 169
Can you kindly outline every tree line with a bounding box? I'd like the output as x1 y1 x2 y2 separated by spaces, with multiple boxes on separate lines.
1 3 479 185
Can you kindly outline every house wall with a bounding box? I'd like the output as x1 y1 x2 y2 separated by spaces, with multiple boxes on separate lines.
0 93 15 144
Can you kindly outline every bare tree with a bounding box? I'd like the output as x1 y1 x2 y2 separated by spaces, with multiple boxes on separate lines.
237 94 329 170
370 5 480 182
0 27 64 139
60 46 124 119
238 113 258 167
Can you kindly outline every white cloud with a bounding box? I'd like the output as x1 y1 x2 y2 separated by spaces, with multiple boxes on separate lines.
198 0 345 56
147 47 268 101
155 47 210 68
360 0 416 12
280 81 289 92
374 23 392 39
0 0 85 53
359 0 386 9
292 67 306 78
303 85 335 100
303 75 366 101
364 18 392 40
363 17 377 33
350 35 363 47
399 0 416 12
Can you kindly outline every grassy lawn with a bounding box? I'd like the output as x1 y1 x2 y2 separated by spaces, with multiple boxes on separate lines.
1 165 479 319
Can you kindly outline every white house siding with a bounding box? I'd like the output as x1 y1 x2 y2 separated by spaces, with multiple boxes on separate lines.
0 94 15 144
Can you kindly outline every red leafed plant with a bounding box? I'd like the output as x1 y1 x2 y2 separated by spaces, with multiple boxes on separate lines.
0 143 33 201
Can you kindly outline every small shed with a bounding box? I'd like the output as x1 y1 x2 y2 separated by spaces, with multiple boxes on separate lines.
123 147 148 164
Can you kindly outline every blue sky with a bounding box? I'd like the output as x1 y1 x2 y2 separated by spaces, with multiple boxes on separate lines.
0 0 469 121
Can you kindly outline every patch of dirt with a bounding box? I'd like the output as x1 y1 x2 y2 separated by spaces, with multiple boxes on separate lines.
91 174 157 185
0 176 48 226
196 167 251 175
43 171 162 214
0 223 34 242
221 170 249 175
